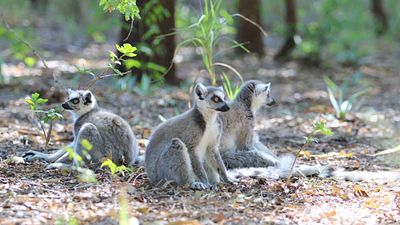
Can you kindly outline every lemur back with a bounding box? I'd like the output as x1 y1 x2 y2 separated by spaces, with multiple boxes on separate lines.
24 89 138 168
145 83 233 190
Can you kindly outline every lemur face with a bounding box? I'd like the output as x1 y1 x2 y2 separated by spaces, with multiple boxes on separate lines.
254 82 275 106
62 89 96 117
194 83 230 112
243 80 275 113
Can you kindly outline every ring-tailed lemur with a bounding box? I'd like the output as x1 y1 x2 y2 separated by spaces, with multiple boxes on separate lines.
219 80 279 169
221 80 400 182
145 83 234 190
23 89 138 168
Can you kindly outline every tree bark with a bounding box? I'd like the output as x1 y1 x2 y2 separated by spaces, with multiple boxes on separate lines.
371 0 388 36
236 0 264 56
30 0 48 12
274 0 297 61
119 0 178 85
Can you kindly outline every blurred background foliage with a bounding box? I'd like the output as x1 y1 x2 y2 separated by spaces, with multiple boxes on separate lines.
0 0 399 85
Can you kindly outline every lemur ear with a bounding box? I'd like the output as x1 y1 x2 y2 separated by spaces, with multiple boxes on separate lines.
265 83 271 93
194 83 207 100
67 88 73 96
83 91 92 105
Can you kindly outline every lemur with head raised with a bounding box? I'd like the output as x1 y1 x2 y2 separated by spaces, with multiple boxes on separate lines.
145 83 233 190
219 80 278 169
24 89 138 168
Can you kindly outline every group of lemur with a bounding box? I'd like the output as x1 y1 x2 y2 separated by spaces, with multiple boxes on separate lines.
23 80 396 189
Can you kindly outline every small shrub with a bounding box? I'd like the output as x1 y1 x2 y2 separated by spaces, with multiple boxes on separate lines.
24 93 63 150
324 72 368 120
101 159 133 176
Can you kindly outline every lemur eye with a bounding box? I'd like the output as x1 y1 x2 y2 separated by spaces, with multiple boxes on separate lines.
212 96 222 103
71 98 80 104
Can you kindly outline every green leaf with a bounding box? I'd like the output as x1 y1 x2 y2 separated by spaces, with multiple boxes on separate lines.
146 62 166 73
36 98 48 104
65 147 83 163
314 122 333 136
24 98 34 106
80 139 93 151
31 93 40 100
323 76 338 92
24 57 36 68
124 59 141 69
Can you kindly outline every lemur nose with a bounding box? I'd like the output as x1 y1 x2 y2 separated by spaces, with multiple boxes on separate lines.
217 104 230 112
267 98 276 106
62 102 73 110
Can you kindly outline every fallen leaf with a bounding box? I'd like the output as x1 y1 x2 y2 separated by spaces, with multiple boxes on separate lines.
323 210 337 218
167 220 201 225
137 207 149 214
354 185 369 197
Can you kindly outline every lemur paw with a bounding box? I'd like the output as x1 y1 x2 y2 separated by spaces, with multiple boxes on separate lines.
190 182 211 190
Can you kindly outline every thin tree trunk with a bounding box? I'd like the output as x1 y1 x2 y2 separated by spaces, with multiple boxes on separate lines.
30 0 48 13
118 0 178 85
274 0 297 60
236 0 264 56
371 0 388 36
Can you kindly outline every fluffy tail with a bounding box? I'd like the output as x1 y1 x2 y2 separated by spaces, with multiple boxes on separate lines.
228 154 400 182
227 154 318 180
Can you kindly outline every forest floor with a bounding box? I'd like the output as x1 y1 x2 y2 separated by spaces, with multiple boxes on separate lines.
1 41 400 225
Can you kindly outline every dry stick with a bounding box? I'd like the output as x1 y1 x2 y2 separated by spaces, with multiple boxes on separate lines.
232 13 269 37
286 132 315 185
123 18 135 42
1 14 49 70
213 62 244 83
37 119 48 149
85 70 131 90
1 13 67 91
1 14 65 151
45 120 53 150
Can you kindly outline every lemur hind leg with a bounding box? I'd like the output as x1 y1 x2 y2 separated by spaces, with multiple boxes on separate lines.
47 123 103 169
163 138 210 190
73 123 104 166
222 149 278 169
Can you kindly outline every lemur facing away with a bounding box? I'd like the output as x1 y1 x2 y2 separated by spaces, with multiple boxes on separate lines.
145 83 234 190
24 89 138 168
219 80 279 169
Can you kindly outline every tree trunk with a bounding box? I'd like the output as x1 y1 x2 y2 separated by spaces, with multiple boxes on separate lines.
30 0 48 12
274 0 297 60
236 0 264 56
371 0 388 36
119 0 178 85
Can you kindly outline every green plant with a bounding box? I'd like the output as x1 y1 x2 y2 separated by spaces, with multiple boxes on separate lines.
121 0 169 82
0 16 38 67
24 93 63 150
295 0 376 64
222 73 240 100
177 0 245 85
286 121 333 184
324 73 368 120
101 159 133 176
55 216 79 225
64 139 98 184
81 0 141 89
99 0 140 21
